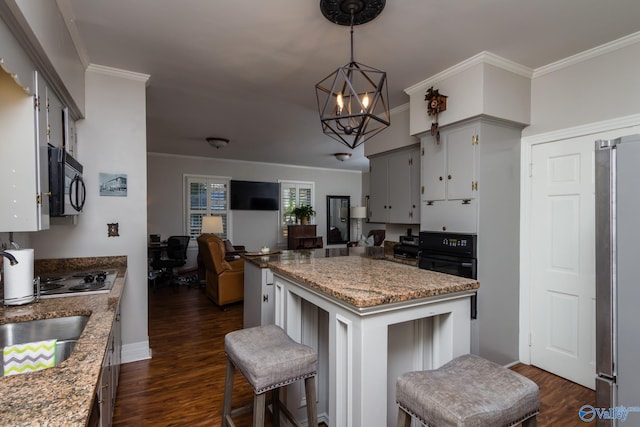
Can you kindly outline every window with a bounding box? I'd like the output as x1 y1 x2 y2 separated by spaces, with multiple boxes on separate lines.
185 175 230 241
279 180 315 240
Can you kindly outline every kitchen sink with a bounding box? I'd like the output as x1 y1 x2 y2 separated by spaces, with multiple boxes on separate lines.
0 315 89 376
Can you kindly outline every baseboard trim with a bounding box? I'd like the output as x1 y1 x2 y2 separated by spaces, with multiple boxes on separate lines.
121 340 152 363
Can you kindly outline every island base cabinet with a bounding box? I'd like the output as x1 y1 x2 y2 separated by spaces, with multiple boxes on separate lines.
273 273 472 427
243 261 274 328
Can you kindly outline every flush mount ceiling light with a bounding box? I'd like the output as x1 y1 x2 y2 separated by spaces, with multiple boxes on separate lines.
315 0 390 150
206 137 229 149
334 152 352 161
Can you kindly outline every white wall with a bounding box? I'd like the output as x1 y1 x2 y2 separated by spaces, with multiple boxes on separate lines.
30 66 151 363
364 105 418 157
519 34 640 363
147 154 363 263
405 52 532 137
524 33 640 137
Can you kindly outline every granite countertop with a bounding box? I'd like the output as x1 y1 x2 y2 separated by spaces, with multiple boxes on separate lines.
242 246 387 268
244 248 478 309
0 256 126 427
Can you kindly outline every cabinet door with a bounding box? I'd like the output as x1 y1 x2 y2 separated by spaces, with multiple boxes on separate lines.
35 72 50 229
99 333 114 427
65 108 78 156
0 69 48 231
387 151 412 223
368 155 389 223
409 148 421 222
420 199 478 233
421 137 446 201
46 87 64 147
445 124 477 200
386 149 421 224
262 269 275 325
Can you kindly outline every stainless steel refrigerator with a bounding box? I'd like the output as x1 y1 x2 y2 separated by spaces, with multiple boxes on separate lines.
595 134 640 426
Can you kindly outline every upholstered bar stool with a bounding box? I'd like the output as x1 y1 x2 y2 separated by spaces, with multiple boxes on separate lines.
396 354 540 427
222 324 318 427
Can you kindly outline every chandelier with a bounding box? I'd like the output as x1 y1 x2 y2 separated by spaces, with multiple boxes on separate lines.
315 0 390 149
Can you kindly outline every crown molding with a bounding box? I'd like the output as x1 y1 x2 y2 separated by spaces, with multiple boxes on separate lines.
390 102 410 115
404 51 533 96
87 64 151 86
533 31 640 78
522 113 640 145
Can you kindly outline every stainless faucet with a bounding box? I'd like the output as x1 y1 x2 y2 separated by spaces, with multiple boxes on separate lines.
0 250 19 266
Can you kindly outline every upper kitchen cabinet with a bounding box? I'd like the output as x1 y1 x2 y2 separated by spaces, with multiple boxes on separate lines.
420 117 523 233
0 69 49 231
422 122 477 202
46 86 64 148
368 146 420 224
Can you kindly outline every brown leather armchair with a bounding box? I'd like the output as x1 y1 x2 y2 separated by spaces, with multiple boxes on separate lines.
196 234 245 307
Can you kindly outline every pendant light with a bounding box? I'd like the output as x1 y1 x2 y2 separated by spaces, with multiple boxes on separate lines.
315 0 390 149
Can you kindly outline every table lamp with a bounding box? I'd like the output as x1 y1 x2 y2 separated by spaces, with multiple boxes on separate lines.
350 206 367 242
201 216 223 235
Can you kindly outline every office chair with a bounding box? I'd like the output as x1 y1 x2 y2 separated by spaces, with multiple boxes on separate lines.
151 235 190 287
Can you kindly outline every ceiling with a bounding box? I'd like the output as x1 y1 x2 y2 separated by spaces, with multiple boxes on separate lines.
64 0 640 172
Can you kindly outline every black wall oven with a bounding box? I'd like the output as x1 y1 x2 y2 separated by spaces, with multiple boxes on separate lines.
418 231 477 318
48 147 86 216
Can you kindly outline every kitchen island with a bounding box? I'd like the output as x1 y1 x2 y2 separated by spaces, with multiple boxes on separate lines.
262 252 479 426
0 256 126 427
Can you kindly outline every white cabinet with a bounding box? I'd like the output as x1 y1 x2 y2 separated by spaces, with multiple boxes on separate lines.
46 87 64 148
368 146 420 224
421 121 479 232
421 199 478 233
244 261 275 328
420 117 522 235
66 113 78 156
0 69 49 231
422 122 477 202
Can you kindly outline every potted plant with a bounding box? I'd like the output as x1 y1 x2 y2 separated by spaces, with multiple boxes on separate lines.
292 205 316 225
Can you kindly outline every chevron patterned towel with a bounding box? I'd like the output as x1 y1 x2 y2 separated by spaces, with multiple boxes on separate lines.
3 339 57 376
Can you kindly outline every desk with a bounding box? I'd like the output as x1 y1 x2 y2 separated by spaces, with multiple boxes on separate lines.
269 255 478 426
147 242 167 263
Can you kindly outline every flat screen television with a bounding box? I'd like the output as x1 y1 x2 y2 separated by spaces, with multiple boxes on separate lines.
230 180 279 210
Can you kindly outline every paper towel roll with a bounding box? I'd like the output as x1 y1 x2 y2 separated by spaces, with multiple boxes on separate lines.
3 248 35 305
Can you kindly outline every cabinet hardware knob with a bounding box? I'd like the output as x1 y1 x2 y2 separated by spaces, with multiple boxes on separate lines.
462 199 471 205
442 226 447 231
448 175 452 180
426 201 434 206
263 295 269 302
438 176 443 181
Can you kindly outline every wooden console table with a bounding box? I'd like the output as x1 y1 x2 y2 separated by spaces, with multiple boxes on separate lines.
287 225 323 249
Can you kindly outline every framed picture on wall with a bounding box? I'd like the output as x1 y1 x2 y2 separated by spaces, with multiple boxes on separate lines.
99 173 128 197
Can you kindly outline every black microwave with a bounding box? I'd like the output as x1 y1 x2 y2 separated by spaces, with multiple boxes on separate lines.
48 147 86 216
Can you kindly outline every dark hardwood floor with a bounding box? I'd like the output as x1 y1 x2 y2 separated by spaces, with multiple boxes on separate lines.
113 284 595 426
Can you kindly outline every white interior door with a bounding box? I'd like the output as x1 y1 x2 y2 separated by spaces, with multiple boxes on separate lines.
529 136 595 389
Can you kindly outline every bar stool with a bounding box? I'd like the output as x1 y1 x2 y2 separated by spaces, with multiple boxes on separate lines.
396 354 540 427
222 324 318 427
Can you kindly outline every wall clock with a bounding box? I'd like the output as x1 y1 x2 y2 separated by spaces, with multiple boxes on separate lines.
425 86 447 143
